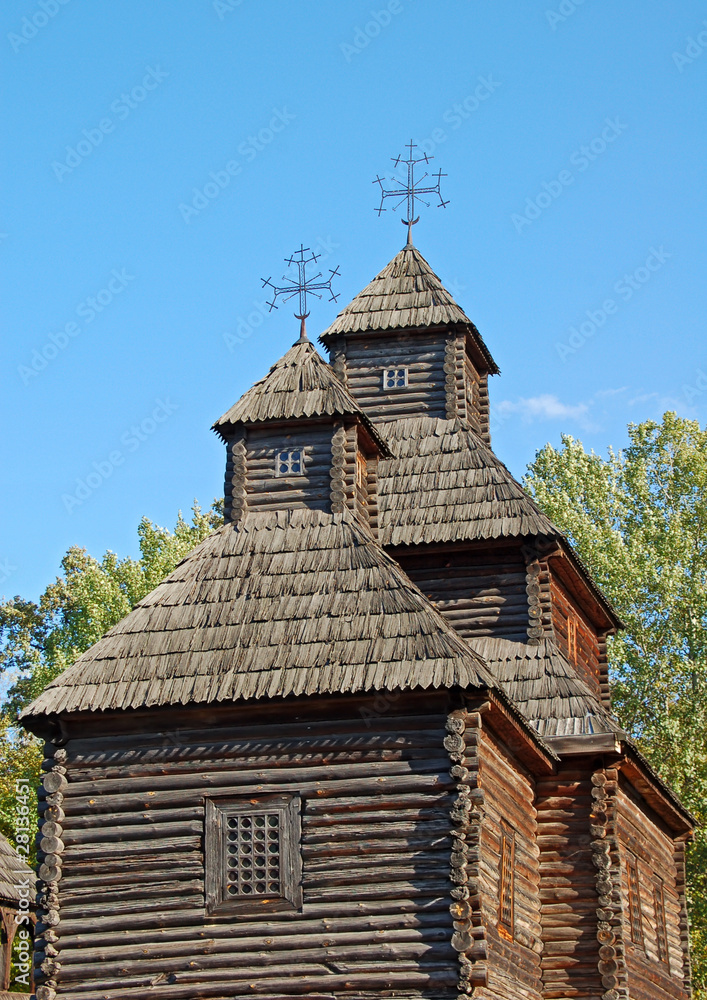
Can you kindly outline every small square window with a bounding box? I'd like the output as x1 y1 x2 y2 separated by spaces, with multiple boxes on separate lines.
383 367 408 390
276 449 303 476
205 795 302 915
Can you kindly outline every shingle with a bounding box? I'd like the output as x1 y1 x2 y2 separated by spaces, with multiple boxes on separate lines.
469 636 623 738
376 415 559 546
22 509 495 719
319 244 498 374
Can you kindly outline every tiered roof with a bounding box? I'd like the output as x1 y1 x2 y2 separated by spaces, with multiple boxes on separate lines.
23 242 620 755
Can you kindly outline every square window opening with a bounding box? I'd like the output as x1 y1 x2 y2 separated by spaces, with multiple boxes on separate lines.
205 795 302 915
276 449 304 477
383 367 408 390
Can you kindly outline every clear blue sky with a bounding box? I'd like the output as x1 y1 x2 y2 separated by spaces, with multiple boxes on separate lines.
2 0 706 601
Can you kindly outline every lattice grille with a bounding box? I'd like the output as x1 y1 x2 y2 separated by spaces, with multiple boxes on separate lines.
383 367 408 389
226 811 281 897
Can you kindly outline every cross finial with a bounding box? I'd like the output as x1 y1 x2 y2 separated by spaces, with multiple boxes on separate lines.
373 141 449 243
262 245 340 340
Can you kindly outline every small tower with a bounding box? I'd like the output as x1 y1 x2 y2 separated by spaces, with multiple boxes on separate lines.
213 336 388 531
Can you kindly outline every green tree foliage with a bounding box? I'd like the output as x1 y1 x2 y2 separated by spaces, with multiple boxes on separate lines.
525 412 707 993
0 501 222 850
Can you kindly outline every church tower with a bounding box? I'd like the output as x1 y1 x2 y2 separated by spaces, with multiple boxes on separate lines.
20 165 694 1000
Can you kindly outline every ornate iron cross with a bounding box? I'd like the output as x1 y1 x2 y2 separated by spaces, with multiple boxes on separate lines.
373 141 449 241
262 245 340 339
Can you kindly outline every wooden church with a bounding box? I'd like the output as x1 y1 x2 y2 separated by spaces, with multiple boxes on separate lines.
22 224 694 1000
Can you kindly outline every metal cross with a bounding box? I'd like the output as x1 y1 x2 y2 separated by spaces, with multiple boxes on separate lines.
262 245 340 339
373 141 449 241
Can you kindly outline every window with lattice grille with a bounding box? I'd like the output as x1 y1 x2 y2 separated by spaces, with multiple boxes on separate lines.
383 367 408 389
653 876 668 964
275 449 304 477
498 822 515 939
627 853 644 949
205 795 302 914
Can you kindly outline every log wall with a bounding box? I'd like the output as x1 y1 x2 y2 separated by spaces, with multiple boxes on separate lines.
342 333 449 421
535 764 604 1000
245 425 333 512
616 782 687 1000
36 703 464 1000
397 546 530 641
475 724 544 1000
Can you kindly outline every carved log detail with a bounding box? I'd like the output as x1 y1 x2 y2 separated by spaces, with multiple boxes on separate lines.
445 710 488 996
591 767 629 1000
330 423 347 514
34 743 68 1000
674 838 693 997
329 335 348 385
522 544 554 645
224 432 247 523
444 336 460 420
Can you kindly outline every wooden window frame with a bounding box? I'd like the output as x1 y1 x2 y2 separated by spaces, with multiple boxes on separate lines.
205 794 302 916
498 821 515 940
275 448 304 477
653 875 669 965
626 852 644 950
382 367 408 390
567 616 577 664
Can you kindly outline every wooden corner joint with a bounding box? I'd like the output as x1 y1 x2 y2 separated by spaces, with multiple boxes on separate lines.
35 743 69 1000
445 710 488 996
590 767 629 1000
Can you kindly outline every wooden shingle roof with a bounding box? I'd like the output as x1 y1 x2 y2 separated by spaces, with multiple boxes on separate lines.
469 636 622 739
214 338 363 432
0 833 33 905
319 244 498 373
22 509 495 721
377 416 560 547
213 338 389 453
